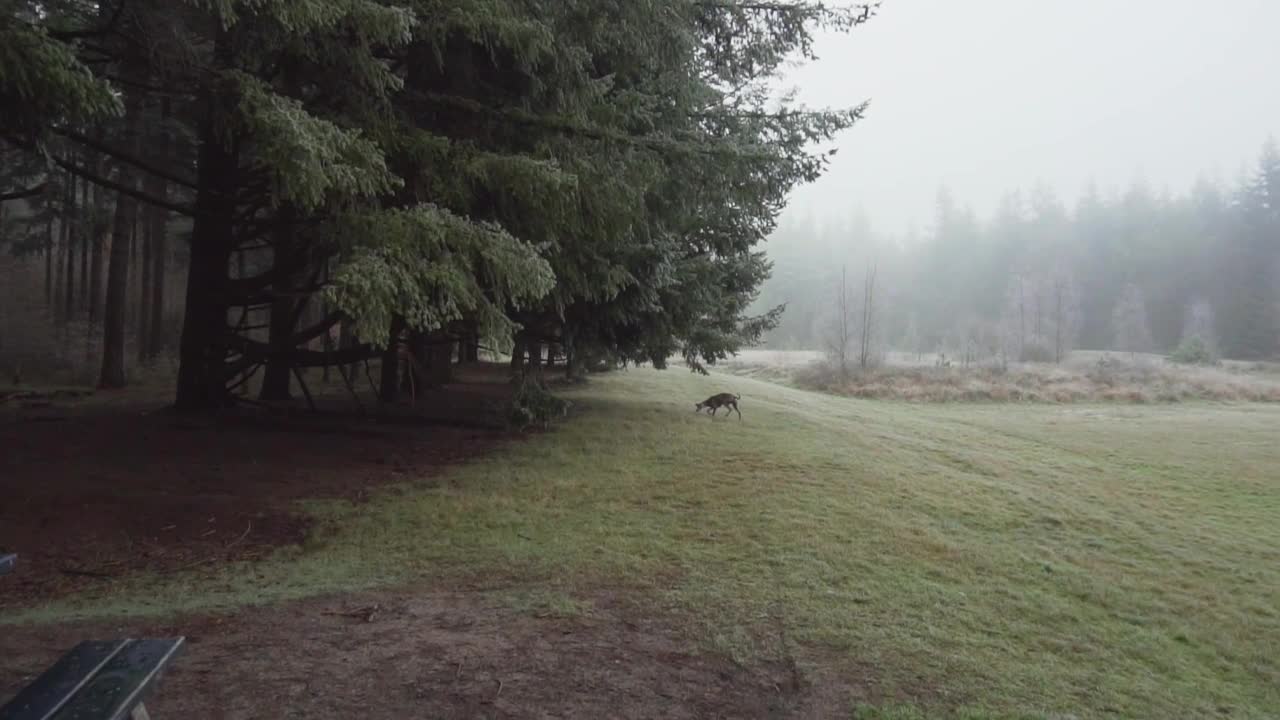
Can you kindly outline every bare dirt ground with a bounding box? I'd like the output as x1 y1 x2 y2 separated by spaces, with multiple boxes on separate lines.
0 365 515 608
0 588 845 719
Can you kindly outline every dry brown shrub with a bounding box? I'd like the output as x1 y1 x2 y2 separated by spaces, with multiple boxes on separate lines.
787 357 1280 404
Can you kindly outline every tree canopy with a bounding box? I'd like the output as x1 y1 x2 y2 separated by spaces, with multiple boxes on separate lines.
1 0 874 407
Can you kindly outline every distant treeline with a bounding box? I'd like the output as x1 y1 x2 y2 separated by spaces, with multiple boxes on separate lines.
759 140 1280 362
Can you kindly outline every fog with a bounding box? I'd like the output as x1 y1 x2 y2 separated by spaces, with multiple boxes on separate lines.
782 0 1280 233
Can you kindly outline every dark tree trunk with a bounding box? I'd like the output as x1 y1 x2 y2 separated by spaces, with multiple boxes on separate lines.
54 218 65 322
64 225 75 321
100 94 147 389
175 73 238 410
87 184 105 325
61 174 75 324
566 349 581 381
425 332 453 387
378 317 405 403
258 211 300 402
460 328 480 363
146 202 167 358
78 169 90 315
259 295 297 401
321 322 333 383
145 97 172 361
175 236 232 408
44 215 53 309
400 330 428 406
509 336 526 377
100 185 138 388
339 320 356 383
137 220 152 363
127 207 139 332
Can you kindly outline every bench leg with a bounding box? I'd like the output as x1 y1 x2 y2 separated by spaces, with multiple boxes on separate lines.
131 704 151 720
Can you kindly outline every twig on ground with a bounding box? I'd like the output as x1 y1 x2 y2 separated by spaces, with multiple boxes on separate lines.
225 521 252 550
59 567 115 579
322 604 381 622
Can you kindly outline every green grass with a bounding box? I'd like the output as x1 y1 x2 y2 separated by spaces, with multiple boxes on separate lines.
8 369 1280 718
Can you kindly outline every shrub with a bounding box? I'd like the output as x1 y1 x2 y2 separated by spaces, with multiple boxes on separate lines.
1019 343 1055 364
508 378 572 430
776 356 1280 404
1169 336 1218 365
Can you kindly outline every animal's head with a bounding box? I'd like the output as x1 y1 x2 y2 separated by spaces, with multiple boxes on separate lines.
693 401 704 411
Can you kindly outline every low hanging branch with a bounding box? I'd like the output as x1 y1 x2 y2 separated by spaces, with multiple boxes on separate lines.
44 151 195 216
52 127 200 192
228 337 381 369
0 183 46 202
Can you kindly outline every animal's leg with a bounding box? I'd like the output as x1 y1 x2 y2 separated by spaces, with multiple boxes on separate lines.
733 403 742 420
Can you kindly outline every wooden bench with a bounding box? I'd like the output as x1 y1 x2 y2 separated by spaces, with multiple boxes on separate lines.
0 554 14 576
0 638 184 720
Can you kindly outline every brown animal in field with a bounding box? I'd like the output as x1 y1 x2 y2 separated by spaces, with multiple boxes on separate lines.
695 392 741 420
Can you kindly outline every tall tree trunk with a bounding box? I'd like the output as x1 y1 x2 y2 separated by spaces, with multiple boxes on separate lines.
565 344 582 381
401 330 428 399
378 317 405 403
321 318 333 383
78 166 90 315
259 210 300 402
100 91 147 389
43 215 53 310
100 186 138 388
339 320 356 383
87 183 105 325
54 217 65 322
259 295 296 401
425 332 453 387
144 98 172 361
509 336 526 378
459 326 480 364
61 170 75 325
64 223 75 322
175 65 238 410
137 220 152 364
146 202 167 359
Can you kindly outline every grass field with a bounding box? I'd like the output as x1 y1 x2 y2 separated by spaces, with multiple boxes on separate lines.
7 368 1279 718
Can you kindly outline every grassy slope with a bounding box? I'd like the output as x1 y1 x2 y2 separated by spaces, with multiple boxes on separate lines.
10 369 1280 718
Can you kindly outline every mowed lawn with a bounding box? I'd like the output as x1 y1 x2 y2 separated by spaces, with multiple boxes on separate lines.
9 369 1279 718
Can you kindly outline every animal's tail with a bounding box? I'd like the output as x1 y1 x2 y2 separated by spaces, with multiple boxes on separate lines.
734 394 741 400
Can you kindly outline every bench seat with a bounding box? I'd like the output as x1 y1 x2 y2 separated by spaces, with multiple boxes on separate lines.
0 637 184 720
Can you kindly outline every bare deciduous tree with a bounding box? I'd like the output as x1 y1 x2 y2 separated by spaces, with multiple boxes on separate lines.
1050 271 1082 363
1001 272 1030 363
825 265 853 377
900 312 921 362
858 261 879 370
1112 283 1155 357
1181 298 1218 351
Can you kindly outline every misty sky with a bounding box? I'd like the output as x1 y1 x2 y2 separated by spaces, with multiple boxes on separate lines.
781 0 1280 235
